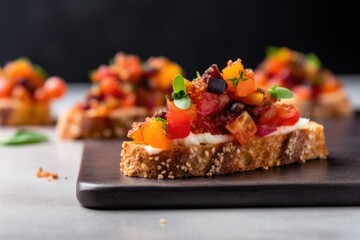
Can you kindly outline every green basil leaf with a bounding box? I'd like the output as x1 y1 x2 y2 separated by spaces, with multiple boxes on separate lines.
269 84 294 99
0 129 48 145
174 96 191 110
173 74 186 93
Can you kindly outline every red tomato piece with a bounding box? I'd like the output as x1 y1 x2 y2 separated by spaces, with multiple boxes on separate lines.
0 77 13 98
43 76 67 99
166 101 196 139
258 104 300 127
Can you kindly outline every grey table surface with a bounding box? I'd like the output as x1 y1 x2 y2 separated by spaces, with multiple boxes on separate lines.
1 76 360 240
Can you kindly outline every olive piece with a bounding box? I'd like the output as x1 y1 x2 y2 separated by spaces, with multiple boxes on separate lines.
229 102 245 115
206 77 227 94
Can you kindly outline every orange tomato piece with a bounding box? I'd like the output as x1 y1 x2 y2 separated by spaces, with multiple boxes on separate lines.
226 111 257 145
222 59 256 97
143 118 170 149
128 127 144 142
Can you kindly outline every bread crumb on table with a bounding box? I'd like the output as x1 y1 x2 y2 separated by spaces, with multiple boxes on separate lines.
159 218 166 225
36 168 58 181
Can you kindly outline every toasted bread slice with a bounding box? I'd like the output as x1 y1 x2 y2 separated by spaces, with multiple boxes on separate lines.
57 107 149 139
283 88 353 118
120 121 327 179
0 99 51 125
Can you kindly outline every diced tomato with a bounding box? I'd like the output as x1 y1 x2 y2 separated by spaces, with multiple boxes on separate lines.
90 65 116 82
258 104 300 127
195 92 230 117
100 76 120 96
43 76 67 99
265 58 284 77
320 78 341 93
11 86 32 102
143 118 170 149
226 111 257 145
34 87 51 102
0 77 13 98
292 85 312 99
239 91 264 106
222 60 256 97
166 101 196 139
128 127 144 142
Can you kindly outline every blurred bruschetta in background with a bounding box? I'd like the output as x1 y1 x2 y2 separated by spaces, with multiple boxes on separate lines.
57 52 182 139
0 58 67 125
255 47 353 118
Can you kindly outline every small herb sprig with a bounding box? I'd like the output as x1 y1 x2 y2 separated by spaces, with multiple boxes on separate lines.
171 74 191 110
229 70 248 88
269 84 294 99
156 117 167 132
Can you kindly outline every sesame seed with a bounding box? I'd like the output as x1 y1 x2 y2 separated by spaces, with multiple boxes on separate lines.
161 162 165 166
166 158 171 163
157 174 164 180
211 148 215 154
263 166 269 170
186 162 191 168
161 170 166 175
205 151 209 157
166 164 169 168
155 157 159 161
157 165 162 170
236 149 240 154
206 172 213 177
176 165 180 169
168 175 174 179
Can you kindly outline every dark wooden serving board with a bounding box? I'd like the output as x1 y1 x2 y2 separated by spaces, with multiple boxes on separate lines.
77 113 360 209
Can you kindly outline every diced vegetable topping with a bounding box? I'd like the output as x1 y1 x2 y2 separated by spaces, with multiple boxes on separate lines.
128 58 299 147
206 78 227 94
142 118 170 149
222 60 256 97
167 101 196 139
226 111 257 145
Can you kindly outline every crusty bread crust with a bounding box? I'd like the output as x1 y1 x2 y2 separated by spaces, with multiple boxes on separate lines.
283 88 353 118
0 99 51 125
57 107 149 139
120 121 328 179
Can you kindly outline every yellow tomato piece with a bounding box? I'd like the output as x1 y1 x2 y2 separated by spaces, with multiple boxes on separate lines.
154 62 182 90
240 91 264 106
